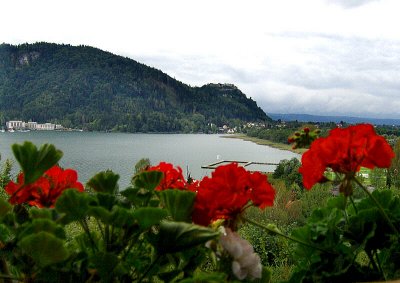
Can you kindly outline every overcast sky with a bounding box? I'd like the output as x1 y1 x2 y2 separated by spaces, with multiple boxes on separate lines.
1 0 400 118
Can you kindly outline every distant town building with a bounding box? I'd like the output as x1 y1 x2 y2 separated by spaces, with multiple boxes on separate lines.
36 123 55 131
5 120 62 131
6 121 25 130
26 121 38 130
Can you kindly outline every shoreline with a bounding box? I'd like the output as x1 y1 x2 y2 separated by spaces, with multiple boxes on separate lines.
222 134 306 155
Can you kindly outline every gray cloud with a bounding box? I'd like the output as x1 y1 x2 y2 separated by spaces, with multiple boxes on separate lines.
132 31 400 119
135 54 260 87
247 33 400 117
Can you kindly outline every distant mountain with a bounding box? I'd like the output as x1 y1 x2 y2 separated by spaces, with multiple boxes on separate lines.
0 43 270 132
268 113 400 126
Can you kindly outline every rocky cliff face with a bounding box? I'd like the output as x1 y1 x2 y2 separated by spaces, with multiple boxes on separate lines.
14 51 40 68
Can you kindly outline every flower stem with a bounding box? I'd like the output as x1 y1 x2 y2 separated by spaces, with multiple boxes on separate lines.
242 216 335 254
349 196 358 214
105 224 110 251
80 219 98 252
366 249 380 275
343 196 349 224
354 177 399 236
374 250 386 281
95 219 105 241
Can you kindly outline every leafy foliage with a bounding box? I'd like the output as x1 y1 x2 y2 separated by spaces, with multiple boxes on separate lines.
288 191 400 282
12 141 63 184
388 138 400 188
0 141 275 282
240 181 331 272
246 127 295 144
0 157 13 194
1 123 399 282
0 143 219 282
272 158 303 189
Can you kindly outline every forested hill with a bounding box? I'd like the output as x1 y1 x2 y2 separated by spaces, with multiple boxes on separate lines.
0 43 270 132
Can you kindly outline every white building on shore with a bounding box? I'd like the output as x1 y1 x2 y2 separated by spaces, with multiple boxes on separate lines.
6 121 25 130
5 120 63 131
26 121 38 130
36 123 55 130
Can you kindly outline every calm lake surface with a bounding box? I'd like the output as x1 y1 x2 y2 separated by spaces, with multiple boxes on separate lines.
0 132 299 188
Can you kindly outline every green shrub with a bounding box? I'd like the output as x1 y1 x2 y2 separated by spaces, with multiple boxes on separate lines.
0 158 13 199
240 180 333 283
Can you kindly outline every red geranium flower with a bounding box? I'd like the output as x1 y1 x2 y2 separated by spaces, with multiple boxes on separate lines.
5 165 84 208
147 162 187 191
299 124 394 190
192 163 275 227
247 171 275 209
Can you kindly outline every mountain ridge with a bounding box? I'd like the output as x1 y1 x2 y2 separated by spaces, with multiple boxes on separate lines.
0 42 271 132
268 113 400 126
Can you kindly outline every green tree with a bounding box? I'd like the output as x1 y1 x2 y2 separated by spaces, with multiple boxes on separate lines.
0 43 271 133
273 158 303 190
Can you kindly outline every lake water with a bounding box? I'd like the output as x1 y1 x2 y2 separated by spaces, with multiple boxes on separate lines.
0 132 299 188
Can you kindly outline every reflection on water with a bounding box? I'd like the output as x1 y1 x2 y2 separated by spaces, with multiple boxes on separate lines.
0 132 299 188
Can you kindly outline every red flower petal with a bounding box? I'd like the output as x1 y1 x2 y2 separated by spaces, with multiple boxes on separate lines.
5 165 84 208
192 163 275 226
147 162 187 191
299 124 394 189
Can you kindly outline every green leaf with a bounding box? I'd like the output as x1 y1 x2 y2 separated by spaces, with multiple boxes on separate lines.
55 189 94 223
157 270 183 282
253 266 272 283
265 223 282 234
88 206 111 224
160 189 196 222
0 198 12 217
133 171 163 191
358 190 400 221
0 224 12 243
132 207 168 230
326 195 347 211
90 252 122 281
96 193 117 211
347 210 378 250
87 170 120 194
289 201 358 282
109 206 136 228
29 207 52 219
156 221 219 254
348 190 400 251
12 142 63 184
121 187 152 207
18 231 69 267
19 218 66 240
